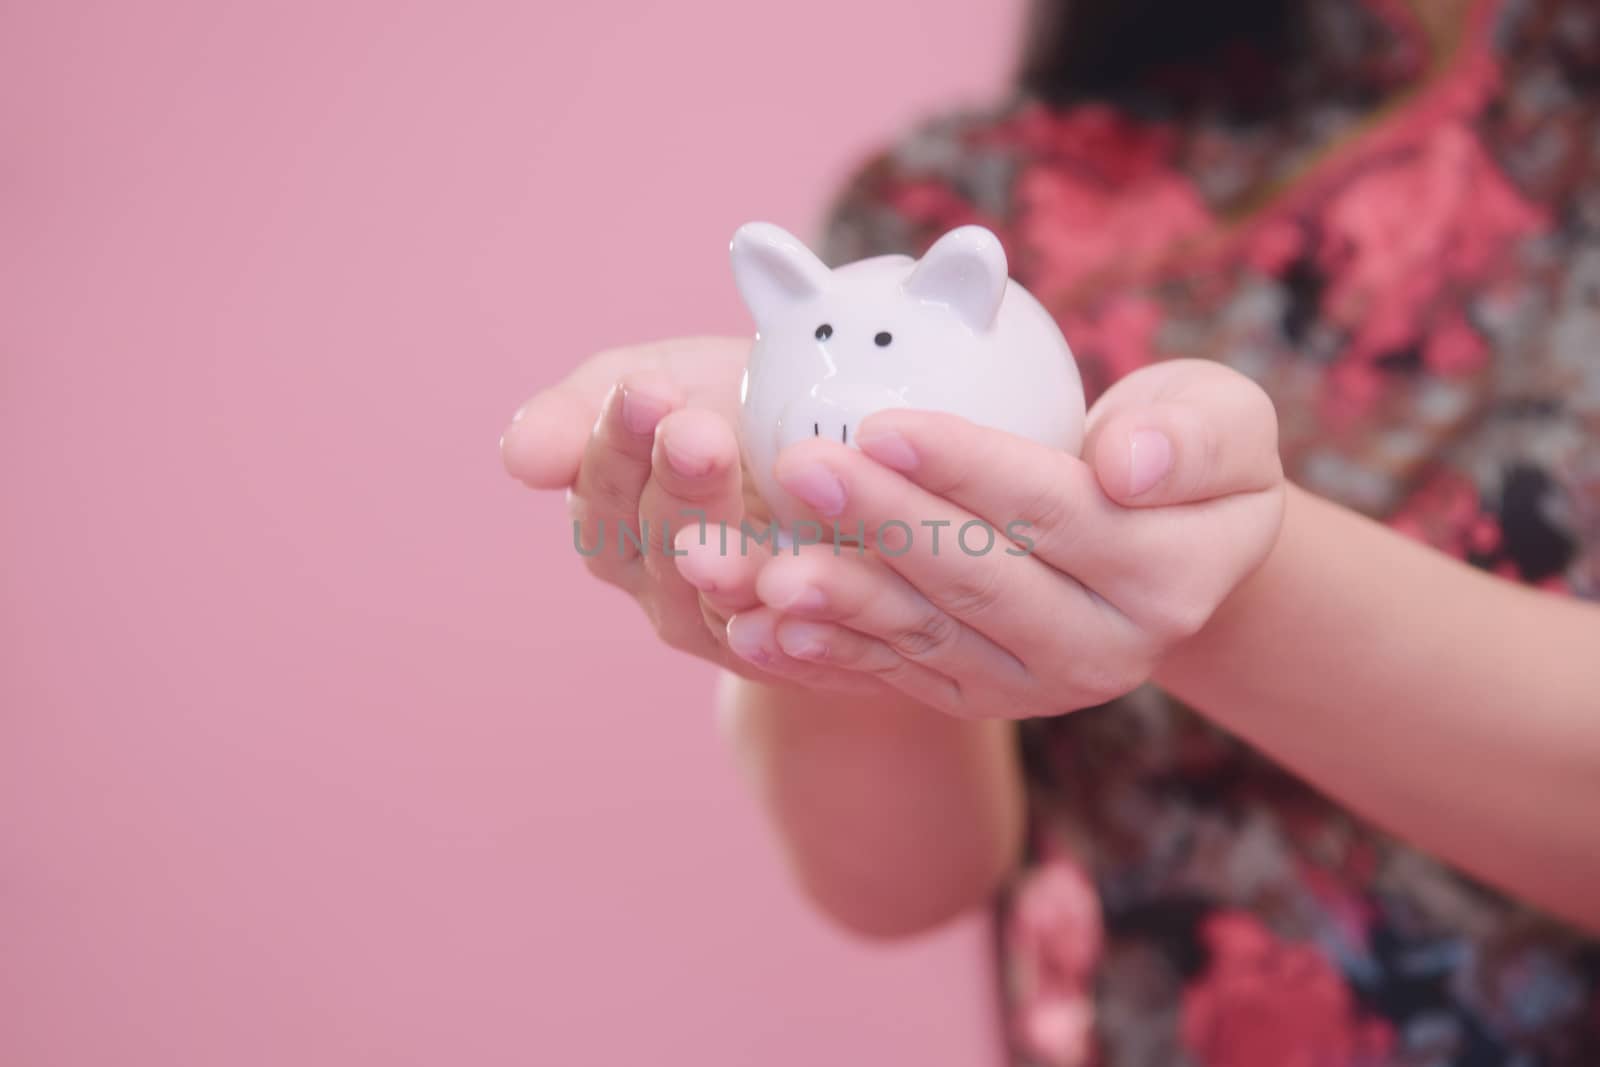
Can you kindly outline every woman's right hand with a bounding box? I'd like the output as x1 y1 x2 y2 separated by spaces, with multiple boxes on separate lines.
500 337 877 692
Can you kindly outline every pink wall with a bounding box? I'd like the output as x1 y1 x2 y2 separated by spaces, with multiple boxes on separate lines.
0 1 1024 1063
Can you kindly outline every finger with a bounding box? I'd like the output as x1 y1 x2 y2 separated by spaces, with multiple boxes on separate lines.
676 525 767 616
639 408 746 566
501 337 751 490
723 609 882 695
754 546 1029 690
770 436 1095 656
850 410 1138 590
725 608 958 708
1082 359 1282 507
501 349 657 489
770 618 969 715
501 387 598 489
850 409 1270 622
635 409 747 645
568 371 682 582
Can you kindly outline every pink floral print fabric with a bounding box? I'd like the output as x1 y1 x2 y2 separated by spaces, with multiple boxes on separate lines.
820 1 1600 1063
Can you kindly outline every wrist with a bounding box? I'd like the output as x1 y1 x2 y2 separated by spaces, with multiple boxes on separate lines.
1150 481 1303 702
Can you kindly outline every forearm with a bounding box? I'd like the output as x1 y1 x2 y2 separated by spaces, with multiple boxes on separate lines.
1156 483 1600 931
718 672 1024 938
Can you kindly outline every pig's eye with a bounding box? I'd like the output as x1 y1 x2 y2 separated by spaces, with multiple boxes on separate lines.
874 331 893 347
814 324 833 341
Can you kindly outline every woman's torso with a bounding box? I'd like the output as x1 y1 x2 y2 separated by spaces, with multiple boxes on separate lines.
821 1 1600 1063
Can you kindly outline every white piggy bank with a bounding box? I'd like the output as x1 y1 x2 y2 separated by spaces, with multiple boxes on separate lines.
730 221 1086 527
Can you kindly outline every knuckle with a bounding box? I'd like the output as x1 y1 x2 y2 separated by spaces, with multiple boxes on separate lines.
1014 464 1089 560
886 608 959 661
642 511 673 555
818 635 872 671
1016 473 1076 540
586 461 641 517
924 455 979 501
938 565 1004 619
639 500 696 558
617 524 652 562
658 465 727 504
818 632 902 679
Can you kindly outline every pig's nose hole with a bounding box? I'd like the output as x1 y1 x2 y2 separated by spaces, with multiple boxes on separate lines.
804 419 853 444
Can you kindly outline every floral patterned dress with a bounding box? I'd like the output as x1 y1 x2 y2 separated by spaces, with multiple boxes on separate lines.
819 1 1600 1064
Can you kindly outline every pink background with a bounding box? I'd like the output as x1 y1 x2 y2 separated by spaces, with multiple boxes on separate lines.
1 1 1024 1063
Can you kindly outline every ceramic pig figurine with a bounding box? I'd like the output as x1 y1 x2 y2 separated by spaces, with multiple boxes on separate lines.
730 221 1086 528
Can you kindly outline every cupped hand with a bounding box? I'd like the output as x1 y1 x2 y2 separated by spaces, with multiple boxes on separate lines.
709 359 1286 718
500 337 883 693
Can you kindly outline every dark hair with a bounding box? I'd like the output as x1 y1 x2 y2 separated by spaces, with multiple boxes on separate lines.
1015 0 1305 111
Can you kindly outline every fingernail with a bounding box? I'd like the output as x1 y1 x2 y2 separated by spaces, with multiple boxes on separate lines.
1127 430 1173 497
621 387 669 436
663 437 713 479
725 614 771 665
776 621 831 661
778 463 846 517
673 529 718 592
857 430 918 472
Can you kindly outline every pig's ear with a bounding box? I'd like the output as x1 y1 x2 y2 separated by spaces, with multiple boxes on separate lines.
903 226 1008 331
730 222 831 326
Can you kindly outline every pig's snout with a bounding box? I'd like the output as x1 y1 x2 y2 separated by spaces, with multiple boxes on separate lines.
778 385 906 452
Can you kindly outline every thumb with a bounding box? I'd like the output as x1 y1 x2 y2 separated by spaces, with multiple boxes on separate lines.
1084 372 1281 508
500 362 684 490
500 383 603 490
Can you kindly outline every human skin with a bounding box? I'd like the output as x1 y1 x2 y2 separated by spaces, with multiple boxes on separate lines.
501 336 1600 937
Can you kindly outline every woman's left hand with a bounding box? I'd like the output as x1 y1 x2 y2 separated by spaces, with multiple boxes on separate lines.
691 359 1286 719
